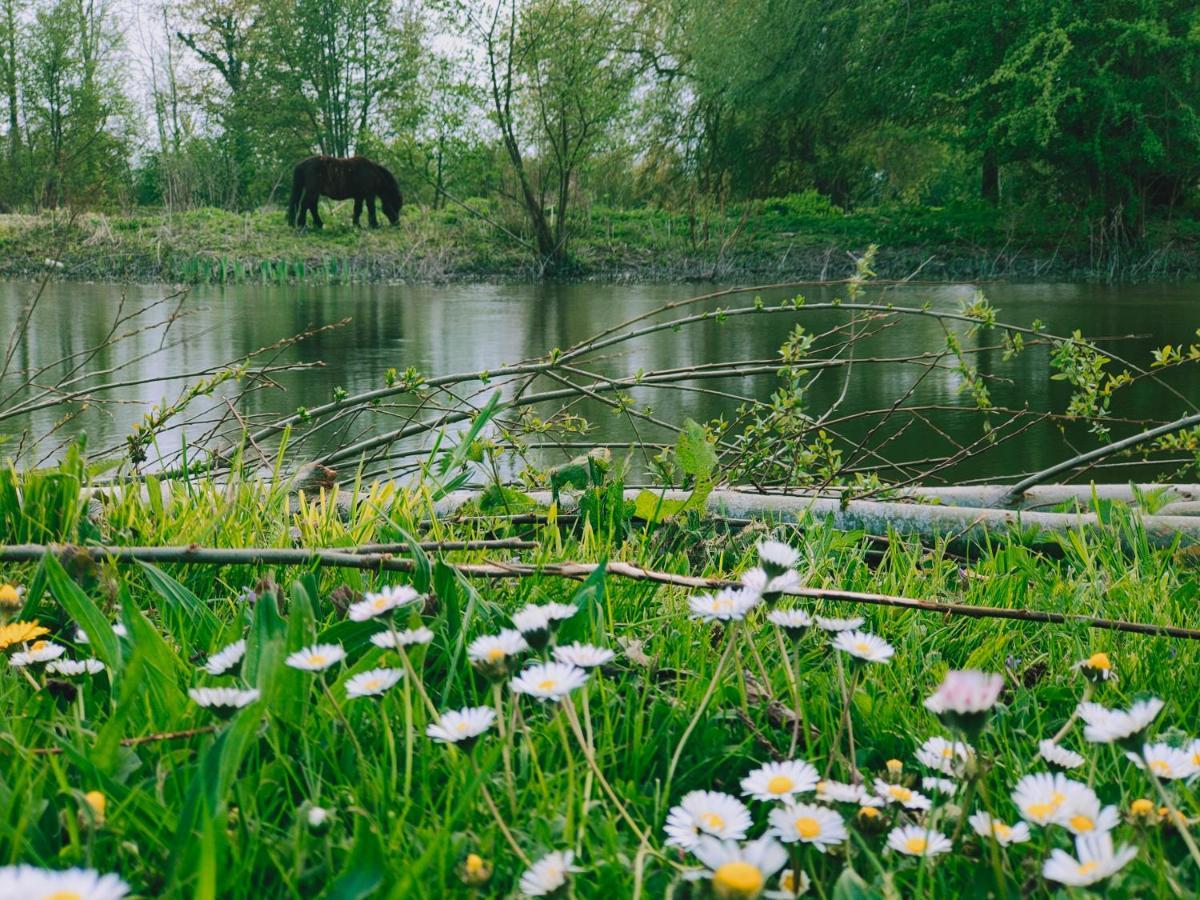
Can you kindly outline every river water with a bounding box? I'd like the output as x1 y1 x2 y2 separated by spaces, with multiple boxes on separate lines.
2 280 1198 485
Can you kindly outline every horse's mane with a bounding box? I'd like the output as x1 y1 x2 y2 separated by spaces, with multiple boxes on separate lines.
375 162 401 198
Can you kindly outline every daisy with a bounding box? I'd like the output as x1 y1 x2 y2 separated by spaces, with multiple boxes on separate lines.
1038 739 1086 770
922 777 958 796
968 812 1031 846
112 622 128 639
768 803 847 851
370 627 435 649
1126 742 1200 780
757 539 800 574
45 658 106 676
691 835 788 899
741 567 802 598
916 736 972 775
815 780 869 804
874 779 932 811
831 630 893 664
348 584 421 621
0 621 45 652
285 643 346 672
1011 772 1088 826
663 790 753 849
815 616 864 632
766 608 813 637
468 629 528 666
519 849 579 897
189 686 260 713
886 825 952 858
689 588 760 622
740 760 820 803
345 667 404 699
512 602 577 634
427 706 497 746
510 660 588 702
773 869 811 898
1074 651 1117 683
1079 698 1163 744
0 865 129 899
203 639 246 676
1058 789 1120 836
924 669 1004 736
1043 833 1138 887
1187 738 1200 770
552 642 615 668
10 641 66 667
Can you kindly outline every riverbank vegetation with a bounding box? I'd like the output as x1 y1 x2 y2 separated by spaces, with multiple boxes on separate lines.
0 0 1198 278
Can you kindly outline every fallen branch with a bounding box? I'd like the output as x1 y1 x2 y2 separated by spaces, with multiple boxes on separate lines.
19 725 219 757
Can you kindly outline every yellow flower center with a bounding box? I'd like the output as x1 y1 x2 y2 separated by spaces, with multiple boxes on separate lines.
854 641 871 653
766 775 794 794
993 822 1011 839
1069 815 1094 833
363 679 382 691
537 679 558 691
886 759 902 775
941 747 955 758
485 647 505 661
858 806 880 819
904 836 927 854
1086 652 1111 671
712 861 763 898
455 721 469 732
373 598 389 610
888 786 912 802
794 816 821 839
0 584 19 605
465 853 486 876
1078 861 1099 876
700 812 726 831
1027 802 1055 820
713 598 732 612
1131 798 1154 816
31 640 47 651
780 871 797 892
46 893 83 900
1149 759 1171 775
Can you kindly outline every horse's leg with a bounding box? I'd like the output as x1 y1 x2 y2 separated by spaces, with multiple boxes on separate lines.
310 196 324 230
353 197 363 227
297 191 308 229
367 195 379 229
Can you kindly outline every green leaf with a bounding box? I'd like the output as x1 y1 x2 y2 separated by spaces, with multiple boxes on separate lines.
832 865 882 900
325 816 386 900
676 418 717 479
633 489 689 523
40 552 121 676
137 561 222 649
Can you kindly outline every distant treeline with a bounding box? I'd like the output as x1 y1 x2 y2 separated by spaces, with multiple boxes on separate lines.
0 0 1198 266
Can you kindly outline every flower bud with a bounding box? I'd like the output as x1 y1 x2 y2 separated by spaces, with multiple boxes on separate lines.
459 853 493 887
306 805 332 835
81 790 106 828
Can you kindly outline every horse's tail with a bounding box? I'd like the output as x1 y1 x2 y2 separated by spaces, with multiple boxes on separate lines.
286 163 305 227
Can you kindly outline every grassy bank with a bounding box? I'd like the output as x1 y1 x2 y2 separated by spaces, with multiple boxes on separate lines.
3 197 1200 285
2 458 1200 896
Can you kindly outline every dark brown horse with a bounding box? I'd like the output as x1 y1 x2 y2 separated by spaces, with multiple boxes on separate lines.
286 156 403 229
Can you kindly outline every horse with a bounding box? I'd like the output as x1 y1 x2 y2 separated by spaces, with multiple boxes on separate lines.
286 156 403 229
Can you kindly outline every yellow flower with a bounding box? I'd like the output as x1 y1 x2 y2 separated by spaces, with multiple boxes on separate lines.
83 790 106 827
713 861 764 900
885 759 903 781
460 852 492 887
0 583 22 607
0 620 49 651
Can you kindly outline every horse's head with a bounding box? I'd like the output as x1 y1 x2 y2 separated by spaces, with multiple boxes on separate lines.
378 166 403 225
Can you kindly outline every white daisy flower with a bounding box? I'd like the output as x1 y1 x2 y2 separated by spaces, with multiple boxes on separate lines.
10 641 66 667
519 849 579 897
766 608 813 635
831 630 894 663
512 602 577 635
370 627 435 649
1186 738 1200 770
510 661 589 702
348 584 421 621
189 686 260 711
689 588 760 622
285 643 346 672
45 658 106 676
663 790 753 849
426 706 497 745
1126 742 1200 780
345 667 404 699
467 629 528 664
886 824 952 857
874 779 932 811
768 803 847 851
112 623 128 639
922 777 958 796
552 642 615 669
203 639 246 676
1079 698 1163 744
968 812 1031 845
757 539 800 572
0 865 130 899
1038 739 1086 770
1043 833 1138 886
740 760 820 802
1058 789 1120 836
741 567 802 597
1011 772 1089 826
815 616 864 632
814 780 869 804
924 670 1003 716
690 835 788 897
916 736 973 775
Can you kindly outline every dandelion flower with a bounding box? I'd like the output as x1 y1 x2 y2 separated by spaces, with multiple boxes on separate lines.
510 660 588 702
0 865 129 899
349 584 421 621
814 616 864 632
0 620 49 651
1043 833 1137 886
691 835 788 899
552 642 615 668
831 630 894 664
189 686 260 713
10 641 66 667
873 779 932 811
285 643 346 672
768 803 847 851
1126 742 1199 780
1012 772 1088 826
916 736 972 775
740 760 820 803
345 667 404 699
1074 651 1117 683
426 706 496 746
664 791 753 849
968 812 1031 846
886 825 952 858
1079 698 1163 744
370 627 435 649
757 539 800 574
1038 739 1085 770
689 588 760 622
203 639 246 676
766 608 813 637
45 658 106 676
0 582 24 608
519 850 579 897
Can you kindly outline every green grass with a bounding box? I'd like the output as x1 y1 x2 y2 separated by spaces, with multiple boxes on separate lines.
1 197 1198 285
2 461 1200 897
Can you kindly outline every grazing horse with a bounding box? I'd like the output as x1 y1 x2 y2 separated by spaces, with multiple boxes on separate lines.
286 156 403 229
